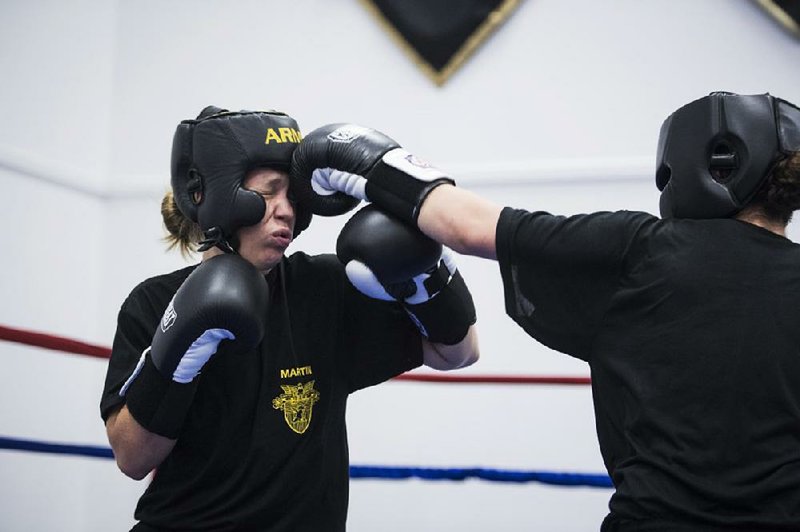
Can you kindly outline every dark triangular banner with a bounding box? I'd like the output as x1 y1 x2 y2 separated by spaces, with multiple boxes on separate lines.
756 0 800 38
360 0 521 86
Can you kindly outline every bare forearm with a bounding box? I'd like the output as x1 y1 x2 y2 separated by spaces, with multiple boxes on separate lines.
422 325 480 370
106 406 176 480
418 185 502 260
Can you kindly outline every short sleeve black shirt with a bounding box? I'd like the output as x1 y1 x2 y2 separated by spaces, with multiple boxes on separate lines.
497 208 800 530
100 252 422 532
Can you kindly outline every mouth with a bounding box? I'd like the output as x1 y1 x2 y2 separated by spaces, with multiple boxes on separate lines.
271 229 293 247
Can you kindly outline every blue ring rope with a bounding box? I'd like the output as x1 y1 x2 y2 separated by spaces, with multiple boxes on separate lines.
0 436 612 488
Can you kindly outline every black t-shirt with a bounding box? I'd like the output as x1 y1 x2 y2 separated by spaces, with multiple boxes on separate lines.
100 252 422 532
497 208 800 531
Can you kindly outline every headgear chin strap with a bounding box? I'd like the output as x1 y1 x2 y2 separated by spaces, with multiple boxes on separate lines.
655 92 800 219
170 107 313 253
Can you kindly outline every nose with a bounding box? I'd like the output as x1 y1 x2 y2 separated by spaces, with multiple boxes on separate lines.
271 194 295 222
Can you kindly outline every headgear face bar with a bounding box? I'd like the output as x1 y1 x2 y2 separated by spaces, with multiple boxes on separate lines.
171 107 312 252
656 92 800 219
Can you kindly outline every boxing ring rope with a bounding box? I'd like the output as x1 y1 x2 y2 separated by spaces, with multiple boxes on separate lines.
0 323 610 488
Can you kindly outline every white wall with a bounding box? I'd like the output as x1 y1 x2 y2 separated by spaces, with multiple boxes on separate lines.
1 1 799 531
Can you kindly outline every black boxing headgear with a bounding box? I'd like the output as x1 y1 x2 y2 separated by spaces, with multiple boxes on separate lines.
655 92 800 219
170 106 313 252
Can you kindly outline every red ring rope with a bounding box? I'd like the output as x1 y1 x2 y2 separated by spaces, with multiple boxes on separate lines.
0 323 591 385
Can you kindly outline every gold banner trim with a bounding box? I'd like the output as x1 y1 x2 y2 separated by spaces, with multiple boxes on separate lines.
359 0 523 86
756 0 800 38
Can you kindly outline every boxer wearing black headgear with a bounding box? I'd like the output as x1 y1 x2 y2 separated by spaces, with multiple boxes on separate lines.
171 106 312 252
656 92 800 219
290 92 800 530
101 105 480 530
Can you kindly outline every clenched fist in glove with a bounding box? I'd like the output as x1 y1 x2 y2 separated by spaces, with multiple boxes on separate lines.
337 205 475 345
291 124 454 225
120 253 268 438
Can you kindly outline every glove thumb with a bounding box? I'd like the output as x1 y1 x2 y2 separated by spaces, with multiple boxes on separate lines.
344 260 397 301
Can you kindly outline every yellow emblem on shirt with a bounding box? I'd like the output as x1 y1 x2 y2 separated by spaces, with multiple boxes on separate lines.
272 380 320 434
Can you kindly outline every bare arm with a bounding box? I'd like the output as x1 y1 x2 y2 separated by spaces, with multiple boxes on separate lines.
422 325 479 370
414 188 492 367
105 406 176 480
417 185 503 260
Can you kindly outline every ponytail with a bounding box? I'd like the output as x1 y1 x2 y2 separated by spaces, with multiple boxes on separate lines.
161 190 203 257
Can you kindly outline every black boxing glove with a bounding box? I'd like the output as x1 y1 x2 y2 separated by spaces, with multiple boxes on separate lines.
291 124 454 225
121 254 268 438
337 205 476 345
